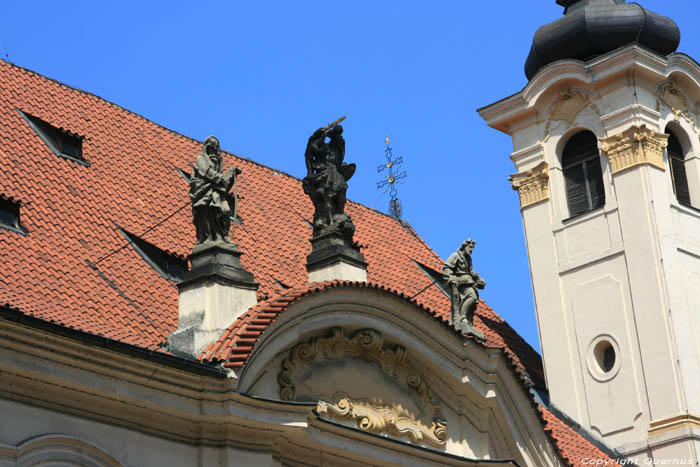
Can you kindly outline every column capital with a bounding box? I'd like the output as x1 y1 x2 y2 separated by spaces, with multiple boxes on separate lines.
509 161 549 209
600 125 669 174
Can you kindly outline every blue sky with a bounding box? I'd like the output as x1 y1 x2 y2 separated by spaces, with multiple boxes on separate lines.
2 1 699 352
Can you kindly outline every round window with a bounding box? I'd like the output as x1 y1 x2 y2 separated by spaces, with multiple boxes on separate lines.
594 340 615 373
586 335 621 381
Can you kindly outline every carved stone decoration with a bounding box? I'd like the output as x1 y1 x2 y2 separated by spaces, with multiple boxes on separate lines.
550 89 590 125
544 90 601 139
600 125 669 174
278 328 447 447
656 82 696 129
509 161 549 208
317 397 447 448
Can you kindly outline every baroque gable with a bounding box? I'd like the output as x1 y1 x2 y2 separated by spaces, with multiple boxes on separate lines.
278 327 447 447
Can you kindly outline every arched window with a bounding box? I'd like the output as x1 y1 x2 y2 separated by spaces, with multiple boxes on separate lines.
667 130 690 206
562 131 605 217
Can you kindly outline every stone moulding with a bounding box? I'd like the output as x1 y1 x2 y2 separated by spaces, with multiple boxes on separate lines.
509 161 549 208
278 327 447 447
600 125 669 174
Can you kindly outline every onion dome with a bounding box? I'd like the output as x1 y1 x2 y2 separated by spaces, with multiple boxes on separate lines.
525 0 680 80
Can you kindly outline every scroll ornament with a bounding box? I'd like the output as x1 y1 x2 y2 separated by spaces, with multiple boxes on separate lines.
278 328 447 447
316 396 447 447
600 125 669 174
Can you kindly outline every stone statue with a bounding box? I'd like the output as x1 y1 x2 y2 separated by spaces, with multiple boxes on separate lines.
442 239 486 339
189 136 242 246
303 118 356 241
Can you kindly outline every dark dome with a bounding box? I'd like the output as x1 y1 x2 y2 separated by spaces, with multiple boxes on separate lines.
524 0 680 80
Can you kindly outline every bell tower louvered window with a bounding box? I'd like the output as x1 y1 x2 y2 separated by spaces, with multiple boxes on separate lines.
562 131 605 217
667 130 691 206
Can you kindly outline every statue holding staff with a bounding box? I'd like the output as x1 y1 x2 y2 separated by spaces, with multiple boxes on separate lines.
442 238 486 340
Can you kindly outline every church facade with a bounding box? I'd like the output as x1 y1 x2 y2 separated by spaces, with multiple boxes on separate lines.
0 1 697 465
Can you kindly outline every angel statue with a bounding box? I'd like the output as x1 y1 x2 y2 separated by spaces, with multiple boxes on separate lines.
302 117 357 242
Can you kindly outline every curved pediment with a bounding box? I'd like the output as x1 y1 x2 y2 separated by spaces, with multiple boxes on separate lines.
235 284 563 464
278 327 447 447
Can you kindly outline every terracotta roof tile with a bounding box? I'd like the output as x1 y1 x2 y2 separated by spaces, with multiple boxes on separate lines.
537 405 622 466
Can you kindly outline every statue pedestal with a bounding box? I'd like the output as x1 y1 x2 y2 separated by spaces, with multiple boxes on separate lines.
307 231 367 283
169 242 258 358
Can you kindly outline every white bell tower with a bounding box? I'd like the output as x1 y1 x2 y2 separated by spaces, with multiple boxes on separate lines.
479 0 700 462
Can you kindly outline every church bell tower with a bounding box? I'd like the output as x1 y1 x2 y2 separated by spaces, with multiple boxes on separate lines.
479 0 700 462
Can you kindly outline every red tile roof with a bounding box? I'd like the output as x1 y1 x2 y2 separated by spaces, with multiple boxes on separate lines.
0 59 616 462
199 280 456 367
199 281 533 387
538 405 622 466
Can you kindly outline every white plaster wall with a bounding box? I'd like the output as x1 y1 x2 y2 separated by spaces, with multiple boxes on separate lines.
562 255 647 443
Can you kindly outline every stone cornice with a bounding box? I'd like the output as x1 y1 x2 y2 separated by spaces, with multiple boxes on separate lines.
478 46 700 134
509 162 549 208
0 302 561 464
600 125 669 174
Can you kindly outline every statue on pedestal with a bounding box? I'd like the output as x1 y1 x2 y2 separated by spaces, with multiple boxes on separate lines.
442 239 486 340
189 136 242 246
303 117 357 242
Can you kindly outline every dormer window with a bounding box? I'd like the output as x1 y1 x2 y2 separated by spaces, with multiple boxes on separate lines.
413 260 451 298
0 197 23 233
120 229 188 281
177 167 191 181
19 110 86 165
562 131 605 217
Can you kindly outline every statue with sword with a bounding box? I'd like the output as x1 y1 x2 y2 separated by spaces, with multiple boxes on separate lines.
303 116 357 242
